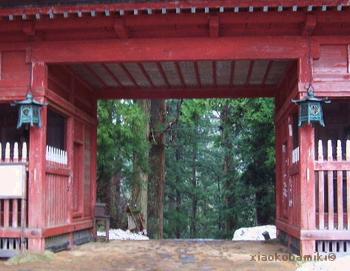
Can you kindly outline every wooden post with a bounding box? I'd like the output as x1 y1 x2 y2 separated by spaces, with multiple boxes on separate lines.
298 45 317 255
66 116 74 247
317 140 324 230
336 140 343 230
90 100 98 239
299 124 316 255
28 62 48 252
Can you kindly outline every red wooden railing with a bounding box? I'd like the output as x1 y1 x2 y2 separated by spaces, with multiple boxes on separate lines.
0 142 28 254
315 139 350 231
0 142 28 228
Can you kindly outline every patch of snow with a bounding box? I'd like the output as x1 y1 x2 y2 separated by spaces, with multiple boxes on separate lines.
296 255 350 271
232 225 276 241
97 228 149 241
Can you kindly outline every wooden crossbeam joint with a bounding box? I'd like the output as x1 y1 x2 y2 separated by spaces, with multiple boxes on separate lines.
113 18 128 39
209 15 219 38
22 21 36 36
302 14 317 36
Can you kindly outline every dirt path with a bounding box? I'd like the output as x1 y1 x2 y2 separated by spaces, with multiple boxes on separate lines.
0 240 298 271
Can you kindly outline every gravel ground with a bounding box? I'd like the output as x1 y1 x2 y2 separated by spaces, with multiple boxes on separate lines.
0 240 297 271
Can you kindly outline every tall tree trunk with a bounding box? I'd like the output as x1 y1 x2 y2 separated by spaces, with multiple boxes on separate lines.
175 144 182 239
217 175 223 233
190 115 199 238
107 173 121 228
132 100 150 231
190 138 198 238
148 99 166 239
221 103 236 236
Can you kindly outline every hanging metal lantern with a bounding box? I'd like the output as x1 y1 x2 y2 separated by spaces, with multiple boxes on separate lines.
12 93 47 129
292 85 330 127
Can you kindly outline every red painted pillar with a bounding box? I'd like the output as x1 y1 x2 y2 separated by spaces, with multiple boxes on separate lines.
299 124 316 255
28 62 48 252
297 44 317 256
66 116 74 247
90 100 98 239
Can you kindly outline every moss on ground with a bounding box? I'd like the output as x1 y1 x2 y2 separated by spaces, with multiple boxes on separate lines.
5 251 55 265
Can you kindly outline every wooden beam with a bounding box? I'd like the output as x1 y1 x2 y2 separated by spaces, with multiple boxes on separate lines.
315 161 350 171
209 15 219 38
102 63 123 86
47 88 96 125
84 64 107 88
262 60 273 86
348 44 350 74
138 63 155 88
230 61 235 85
97 86 276 99
194 61 202 87
156 62 171 88
276 218 301 239
113 18 128 39
31 37 308 63
212 61 217 87
300 229 350 240
22 21 36 37
0 1 345 18
61 65 96 95
305 81 350 97
43 219 93 238
120 63 139 87
245 60 254 85
0 12 306 33
175 62 186 87
302 14 317 36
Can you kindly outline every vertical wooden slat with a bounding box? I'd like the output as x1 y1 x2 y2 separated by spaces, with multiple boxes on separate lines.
48 175 51 226
0 200 2 227
22 142 27 162
5 142 10 162
59 176 61 224
8 239 13 250
3 238 8 250
4 200 9 227
346 140 350 229
13 142 18 162
327 140 334 230
21 198 26 228
337 140 343 230
325 241 330 252
339 241 345 253
54 175 57 225
12 200 18 228
331 241 337 253
318 140 325 229
316 241 322 253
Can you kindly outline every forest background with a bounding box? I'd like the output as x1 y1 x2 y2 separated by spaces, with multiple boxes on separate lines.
97 98 275 239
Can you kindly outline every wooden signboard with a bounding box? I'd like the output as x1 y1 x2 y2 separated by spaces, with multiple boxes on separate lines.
0 164 26 198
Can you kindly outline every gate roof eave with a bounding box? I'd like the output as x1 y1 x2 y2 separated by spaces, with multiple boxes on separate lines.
0 0 349 20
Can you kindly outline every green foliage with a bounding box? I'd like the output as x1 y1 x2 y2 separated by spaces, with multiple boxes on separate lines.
97 98 275 238
97 100 149 200
164 98 275 239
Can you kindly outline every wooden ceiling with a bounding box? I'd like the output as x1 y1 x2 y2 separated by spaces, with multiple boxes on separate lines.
62 60 293 99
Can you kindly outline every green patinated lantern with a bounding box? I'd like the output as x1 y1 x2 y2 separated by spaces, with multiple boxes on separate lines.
12 93 47 129
292 85 330 127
